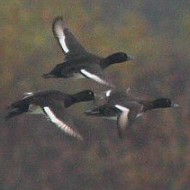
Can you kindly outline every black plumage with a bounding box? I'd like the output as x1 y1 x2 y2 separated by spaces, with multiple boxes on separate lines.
42 16 133 87
85 89 178 138
6 90 95 140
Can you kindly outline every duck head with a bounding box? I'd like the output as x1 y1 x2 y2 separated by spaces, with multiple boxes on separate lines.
106 52 134 64
73 90 95 102
152 98 179 109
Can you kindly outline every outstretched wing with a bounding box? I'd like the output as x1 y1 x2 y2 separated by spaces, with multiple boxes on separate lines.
52 16 88 59
115 102 142 138
115 104 130 138
41 101 83 140
80 64 115 88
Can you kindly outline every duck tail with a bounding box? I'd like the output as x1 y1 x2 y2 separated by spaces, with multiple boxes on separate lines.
5 107 22 120
5 101 28 120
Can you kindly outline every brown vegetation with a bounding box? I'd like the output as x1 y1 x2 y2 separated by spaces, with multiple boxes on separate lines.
1 0 190 189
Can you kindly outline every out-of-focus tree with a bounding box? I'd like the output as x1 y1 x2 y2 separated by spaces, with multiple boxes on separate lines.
1 0 190 189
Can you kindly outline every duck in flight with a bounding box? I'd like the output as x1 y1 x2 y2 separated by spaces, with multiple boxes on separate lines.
6 89 95 140
42 16 133 87
85 89 179 138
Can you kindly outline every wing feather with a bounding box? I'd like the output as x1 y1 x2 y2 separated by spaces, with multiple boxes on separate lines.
43 106 83 140
80 67 114 88
52 17 87 58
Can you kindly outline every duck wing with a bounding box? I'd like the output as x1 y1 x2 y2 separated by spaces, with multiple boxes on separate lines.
53 16 88 60
115 102 142 138
80 64 115 88
41 100 83 141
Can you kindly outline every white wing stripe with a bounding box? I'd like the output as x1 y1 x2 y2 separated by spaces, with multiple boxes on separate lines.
43 107 83 140
115 104 130 133
54 24 69 53
80 69 110 86
115 104 129 112
118 112 129 131
59 37 69 53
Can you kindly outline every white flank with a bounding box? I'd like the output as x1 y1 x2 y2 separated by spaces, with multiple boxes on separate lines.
54 23 69 53
80 69 110 86
43 107 83 140
28 104 44 115
105 89 112 97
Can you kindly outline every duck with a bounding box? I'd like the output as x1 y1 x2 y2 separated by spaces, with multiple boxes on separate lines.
42 16 133 87
6 89 95 140
85 88 178 138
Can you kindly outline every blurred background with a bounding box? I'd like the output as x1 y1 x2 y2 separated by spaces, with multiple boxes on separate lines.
1 0 190 189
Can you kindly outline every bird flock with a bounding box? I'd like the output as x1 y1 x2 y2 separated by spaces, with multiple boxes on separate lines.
6 16 178 141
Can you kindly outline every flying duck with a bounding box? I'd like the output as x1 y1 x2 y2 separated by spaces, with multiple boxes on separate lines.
42 16 133 87
6 89 95 140
85 89 178 138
